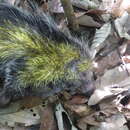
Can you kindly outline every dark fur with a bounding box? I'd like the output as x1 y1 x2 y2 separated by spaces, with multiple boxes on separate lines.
0 3 91 107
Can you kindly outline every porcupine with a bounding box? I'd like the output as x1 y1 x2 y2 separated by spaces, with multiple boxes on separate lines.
0 2 93 107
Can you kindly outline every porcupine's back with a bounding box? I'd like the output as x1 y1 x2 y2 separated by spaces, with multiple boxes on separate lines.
0 3 81 43
0 3 91 98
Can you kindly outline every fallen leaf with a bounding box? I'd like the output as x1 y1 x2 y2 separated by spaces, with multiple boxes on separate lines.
64 103 93 116
0 125 12 130
87 9 107 15
111 0 124 17
13 125 27 130
0 106 40 127
77 112 101 126
21 96 42 109
90 114 128 130
114 11 130 40
71 0 99 10
106 114 127 127
99 0 115 11
91 22 111 59
93 49 121 75
77 120 87 130
97 123 128 130
75 12 86 18
88 88 113 105
89 63 130 106
77 15 101 27
68 95 88 105
0 101 22 115
99 97 119 116
39 105 58 130
96 65 130 90
55 103 78 130
48 0 64 13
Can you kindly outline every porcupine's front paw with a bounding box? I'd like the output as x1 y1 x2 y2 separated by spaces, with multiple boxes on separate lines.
0 89 12 107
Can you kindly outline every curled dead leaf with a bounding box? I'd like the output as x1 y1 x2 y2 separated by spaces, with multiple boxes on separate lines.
77 15 101 27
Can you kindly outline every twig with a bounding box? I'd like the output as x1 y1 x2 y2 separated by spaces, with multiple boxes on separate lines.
60 0 79 31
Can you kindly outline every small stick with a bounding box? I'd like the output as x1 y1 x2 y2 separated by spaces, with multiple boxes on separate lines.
60 0 79 31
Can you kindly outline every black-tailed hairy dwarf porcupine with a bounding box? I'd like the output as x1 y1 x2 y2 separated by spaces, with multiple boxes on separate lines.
0 3 93 107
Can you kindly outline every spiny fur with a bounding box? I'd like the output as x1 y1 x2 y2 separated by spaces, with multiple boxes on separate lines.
0 3 89 56
0 3 91 103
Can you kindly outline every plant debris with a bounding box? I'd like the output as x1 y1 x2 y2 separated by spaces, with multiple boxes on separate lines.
1 0 130 130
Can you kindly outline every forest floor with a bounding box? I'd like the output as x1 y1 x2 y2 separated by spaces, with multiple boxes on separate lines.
0 0 130 130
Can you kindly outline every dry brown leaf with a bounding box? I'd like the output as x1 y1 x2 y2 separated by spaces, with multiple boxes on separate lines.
75 12 86 18
64 103 93 117
77 15 101 27
68 95 88 105
111 0 130 17
93 49 121 75
99 98 119 116
88 88 113 106
21 96 42 109
77 112 102 126
77 120 87 130
87 9 107 15
111 0 124 17
39 105 58 130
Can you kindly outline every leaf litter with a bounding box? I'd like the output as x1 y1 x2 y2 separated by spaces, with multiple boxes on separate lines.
1 0 130 130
